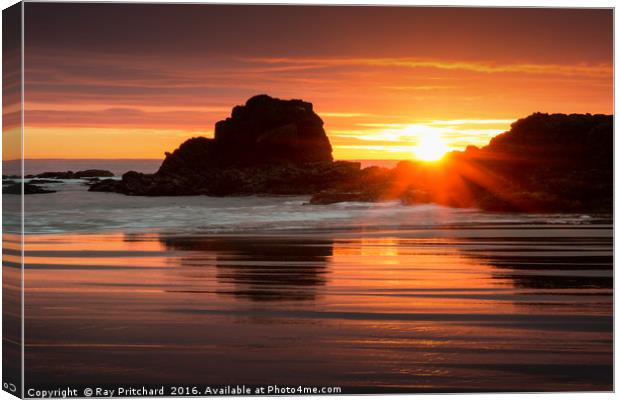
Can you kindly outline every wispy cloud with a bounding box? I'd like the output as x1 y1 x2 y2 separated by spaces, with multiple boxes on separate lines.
243 57 613 78
428 119 516 126
322 112 371 118
25 108 215 130
23 50 612 159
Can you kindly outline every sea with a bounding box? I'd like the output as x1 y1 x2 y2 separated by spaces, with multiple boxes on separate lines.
2 159 613 392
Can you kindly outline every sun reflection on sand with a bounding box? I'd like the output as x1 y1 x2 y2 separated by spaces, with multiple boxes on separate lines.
20 224 612 390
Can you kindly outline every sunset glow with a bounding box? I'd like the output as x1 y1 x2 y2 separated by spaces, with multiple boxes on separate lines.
411 128 449 161
17 5 612 160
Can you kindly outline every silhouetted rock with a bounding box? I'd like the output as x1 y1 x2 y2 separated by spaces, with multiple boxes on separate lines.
36 170 114 179
90 95 353 196
308 165 401 204
89 105 612 213
73 169 114 178
463 113 612 212
91 162 362 196
88 178 122 193
81 177 100 186
157 94 332 176
310 113 612 212
3 183 56 194
28 179 59 184
35 171 75 179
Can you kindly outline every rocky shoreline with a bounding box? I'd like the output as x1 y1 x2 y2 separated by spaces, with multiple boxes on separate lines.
2 169 115 195
7 95 610 213
89 161 361 196
3 169 114 180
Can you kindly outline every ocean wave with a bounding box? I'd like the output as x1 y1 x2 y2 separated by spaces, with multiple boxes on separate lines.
7 180 610 235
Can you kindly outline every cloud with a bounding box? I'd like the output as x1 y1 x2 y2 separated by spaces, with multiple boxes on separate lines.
321 112 371 118
243 57 613 78
25 108 214 130
22 50 612 159
428 119 516 126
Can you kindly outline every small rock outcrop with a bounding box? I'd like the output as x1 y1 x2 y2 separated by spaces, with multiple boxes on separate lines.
28 170 114 179
3 183 56 195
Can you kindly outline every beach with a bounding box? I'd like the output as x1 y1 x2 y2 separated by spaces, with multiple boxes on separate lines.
7 178 612 392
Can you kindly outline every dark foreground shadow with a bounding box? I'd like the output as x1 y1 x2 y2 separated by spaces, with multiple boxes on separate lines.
157 235 334 302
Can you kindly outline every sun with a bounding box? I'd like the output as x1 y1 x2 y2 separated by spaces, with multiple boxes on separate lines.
414 130 448 161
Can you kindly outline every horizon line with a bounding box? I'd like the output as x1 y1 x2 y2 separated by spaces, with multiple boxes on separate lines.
2 157 407 162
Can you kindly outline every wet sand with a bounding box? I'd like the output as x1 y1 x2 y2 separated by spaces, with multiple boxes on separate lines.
19 222 612 392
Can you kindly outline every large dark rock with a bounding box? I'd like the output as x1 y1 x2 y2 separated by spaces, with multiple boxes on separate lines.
214 94 332 165
157 94 332 176
485 112 612 164
463 113 613 212
91 95 349 196
310 113 612 213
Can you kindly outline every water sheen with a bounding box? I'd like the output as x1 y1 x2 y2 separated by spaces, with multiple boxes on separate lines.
18 220 612 391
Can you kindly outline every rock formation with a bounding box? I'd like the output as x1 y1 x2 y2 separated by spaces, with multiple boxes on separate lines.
158 94 332 175
90 99 612 213
3 182 56 195
91 95 354 196
310 113 613 212
27 170 114 179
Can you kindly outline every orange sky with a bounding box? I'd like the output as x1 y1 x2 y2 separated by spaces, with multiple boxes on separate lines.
14 4 613 160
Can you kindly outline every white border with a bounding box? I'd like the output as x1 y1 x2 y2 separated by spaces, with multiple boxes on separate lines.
0 2 616 400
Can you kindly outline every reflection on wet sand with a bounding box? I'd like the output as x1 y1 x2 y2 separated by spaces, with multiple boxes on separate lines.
22 223 612 391
2 234 22 393
157 236 332 301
